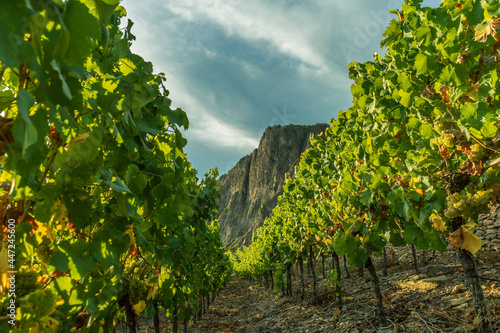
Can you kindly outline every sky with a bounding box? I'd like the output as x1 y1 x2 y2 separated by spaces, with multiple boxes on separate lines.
121 0 441 177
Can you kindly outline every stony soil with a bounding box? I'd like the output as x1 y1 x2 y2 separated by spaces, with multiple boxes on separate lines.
122 246 500 333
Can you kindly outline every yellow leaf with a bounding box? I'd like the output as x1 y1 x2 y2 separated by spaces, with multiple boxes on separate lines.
430 213 446 231
463 220 477 229
68 132 90 145
51 204 67 225
147 285 157 300
448 226 482 254
133 300 146 314
34 221 54 240
126 226 136 246
460 226 482 254
414 188 425 196
474 19 500 43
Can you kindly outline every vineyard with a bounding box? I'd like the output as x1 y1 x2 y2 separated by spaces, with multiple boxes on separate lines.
230 0 500 332
0 0 231 332
0 0 500 332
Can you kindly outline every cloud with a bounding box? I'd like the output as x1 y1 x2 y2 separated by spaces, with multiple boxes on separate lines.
166 1 326 67
120 0 441 175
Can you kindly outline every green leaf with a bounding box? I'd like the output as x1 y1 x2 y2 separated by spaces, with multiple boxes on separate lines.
93 0 121 25
50 60 73 100
104 177 132 194
390 232 406 247
135 111 164 134
57 0 100 66
460 102 476 120
125 164 148 194
482 121 498 138
0 1 32 68
419 123 433 139
439 64 469 86
167 108 189 129
486 0 500 17
170 237 183 249
399 91 413 107
17 89 35 126
360 188 374 206
64 191 92 228
51 276 81 308
414 53 428 75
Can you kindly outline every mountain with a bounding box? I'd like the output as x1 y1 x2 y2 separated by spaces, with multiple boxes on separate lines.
217 123 328 249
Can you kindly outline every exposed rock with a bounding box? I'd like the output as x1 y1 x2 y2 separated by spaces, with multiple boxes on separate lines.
423 264 460 276
395 275 448 291
449 297 471 307
421 275 449 284
217 124 328 249
483 220 494 226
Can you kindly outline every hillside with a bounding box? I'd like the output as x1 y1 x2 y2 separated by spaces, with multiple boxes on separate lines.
119 245 500 332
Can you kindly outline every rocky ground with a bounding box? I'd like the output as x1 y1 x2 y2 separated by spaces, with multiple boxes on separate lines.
121 246 500 333
117 208 500 332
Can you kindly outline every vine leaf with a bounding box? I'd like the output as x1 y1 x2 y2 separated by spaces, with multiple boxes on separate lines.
448 225 482 254
474 19 500 43
430 213 446 232
133 300 146 314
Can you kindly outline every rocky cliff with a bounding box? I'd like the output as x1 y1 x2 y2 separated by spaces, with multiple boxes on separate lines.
218 124 328 249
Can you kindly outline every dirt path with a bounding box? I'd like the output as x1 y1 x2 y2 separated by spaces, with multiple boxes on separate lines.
128 249 500 332
191 277 278 333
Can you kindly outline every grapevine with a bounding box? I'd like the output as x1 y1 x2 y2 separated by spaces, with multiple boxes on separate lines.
444 189 493 220
233 1 499 331
0 1 232 331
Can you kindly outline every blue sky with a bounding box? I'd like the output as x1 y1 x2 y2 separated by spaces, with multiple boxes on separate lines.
121 0 441 177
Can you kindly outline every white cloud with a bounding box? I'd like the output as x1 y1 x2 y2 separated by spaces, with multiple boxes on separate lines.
121 0 440 175
189 113 260 150
163 0 333 72
167 81 260 151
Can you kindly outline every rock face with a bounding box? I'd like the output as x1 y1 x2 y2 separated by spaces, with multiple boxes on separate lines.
474 205 500 251
218 124 328 249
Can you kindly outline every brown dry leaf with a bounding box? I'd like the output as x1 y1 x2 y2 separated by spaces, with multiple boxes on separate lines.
331 309 341 326
421 86 434 98
456 51 470 64
474 19 500 43
439 145 451 159
449 228 464 247
459 159 482 175
440 85 450 103
451 285 463 294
